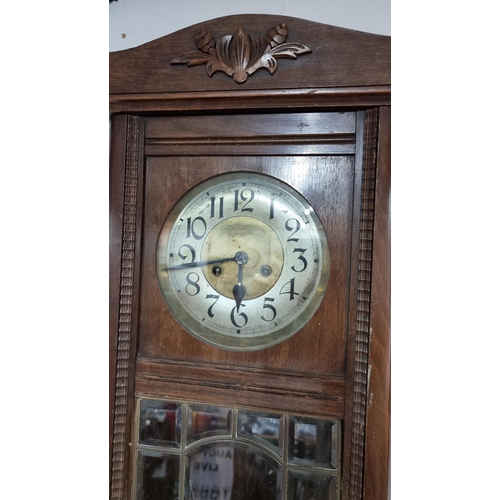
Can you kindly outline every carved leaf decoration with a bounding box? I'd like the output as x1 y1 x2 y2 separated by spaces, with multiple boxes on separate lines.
172 52 213 67
265 22 288 48
213 36 236 77
171 23 311 83
268 43 312 59
231 28 251 73
194 29 216 56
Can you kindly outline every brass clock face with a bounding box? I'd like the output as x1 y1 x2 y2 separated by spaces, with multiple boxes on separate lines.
156 172 330 351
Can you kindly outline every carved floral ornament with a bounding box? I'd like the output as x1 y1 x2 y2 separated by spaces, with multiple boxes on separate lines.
171 23 311 83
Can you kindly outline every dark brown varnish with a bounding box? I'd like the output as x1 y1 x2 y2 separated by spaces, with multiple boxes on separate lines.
110 14 390 500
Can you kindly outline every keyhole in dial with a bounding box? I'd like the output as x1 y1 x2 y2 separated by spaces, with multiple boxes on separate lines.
211 265 223 277
260 265 272 277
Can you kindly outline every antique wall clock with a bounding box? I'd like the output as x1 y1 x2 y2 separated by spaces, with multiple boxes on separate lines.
110 14 390 500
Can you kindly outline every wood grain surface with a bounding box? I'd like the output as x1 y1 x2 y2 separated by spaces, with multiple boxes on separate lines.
139 152 355 376
110 15 390 95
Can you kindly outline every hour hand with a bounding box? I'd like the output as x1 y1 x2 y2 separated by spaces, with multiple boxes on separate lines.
232 275 246 313
232 251 249 313
164 256 236 271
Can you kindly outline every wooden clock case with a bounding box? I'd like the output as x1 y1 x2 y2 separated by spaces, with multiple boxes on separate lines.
109 14 390 500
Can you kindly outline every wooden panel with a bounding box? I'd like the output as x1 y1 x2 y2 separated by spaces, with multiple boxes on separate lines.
145 143 355 156
138 155 355 376
363 106 391 500
136 357 345 395
145 112 356 156
145 112 356 139
135 379 344 419
135 357 345 418
110 15 390 95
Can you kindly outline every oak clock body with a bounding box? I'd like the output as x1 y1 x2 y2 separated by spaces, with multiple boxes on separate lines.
110 15 390 500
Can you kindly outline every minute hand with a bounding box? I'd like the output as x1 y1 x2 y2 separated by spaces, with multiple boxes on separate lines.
164 256 236 271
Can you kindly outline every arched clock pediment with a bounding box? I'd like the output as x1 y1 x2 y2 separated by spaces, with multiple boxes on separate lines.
110 14 390 98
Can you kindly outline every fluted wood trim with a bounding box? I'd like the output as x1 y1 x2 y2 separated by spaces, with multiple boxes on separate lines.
363 106 390 500
110 115 140 500
348 108 379 499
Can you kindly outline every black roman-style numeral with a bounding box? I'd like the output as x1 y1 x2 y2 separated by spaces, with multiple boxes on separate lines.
261 297 277 322
205 294 220 318
285 218 301 242
279 278 299 300
230 304 248 328
186 216 207 240
234 188 254 213
210 196 224 219
185 272 201 296
291 248 308 272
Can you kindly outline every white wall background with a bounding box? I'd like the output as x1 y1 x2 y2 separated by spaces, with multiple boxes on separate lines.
109 0 390 52
3 5 499 500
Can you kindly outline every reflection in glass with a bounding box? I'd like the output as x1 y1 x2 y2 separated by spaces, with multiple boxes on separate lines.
287 469 337 500
331 422 340 470
288 417 334 468
188 405 232 444
135 399 342 499
185 442 281 500
136 450 180 500
237 410 282 455
139 400 182 448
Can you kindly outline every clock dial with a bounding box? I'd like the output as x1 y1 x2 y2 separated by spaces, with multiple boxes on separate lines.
156 172 330 350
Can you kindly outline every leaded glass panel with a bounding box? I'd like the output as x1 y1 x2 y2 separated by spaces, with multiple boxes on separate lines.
134 398 341 500
237 409 282 455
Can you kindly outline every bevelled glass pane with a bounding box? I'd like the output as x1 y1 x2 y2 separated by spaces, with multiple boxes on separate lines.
287 469 338 500
187 404 232 444
237 410 282 455
331 421 340 470
185 442 281 500
139 399 182 448
288 417 335 468
137 449 180 500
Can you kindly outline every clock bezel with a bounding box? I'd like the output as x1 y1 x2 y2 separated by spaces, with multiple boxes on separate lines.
155 171 331 351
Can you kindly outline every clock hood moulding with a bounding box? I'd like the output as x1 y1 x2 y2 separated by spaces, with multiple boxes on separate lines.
109 14 390 97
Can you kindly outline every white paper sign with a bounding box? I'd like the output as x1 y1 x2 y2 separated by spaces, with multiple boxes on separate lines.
188 446 234 500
